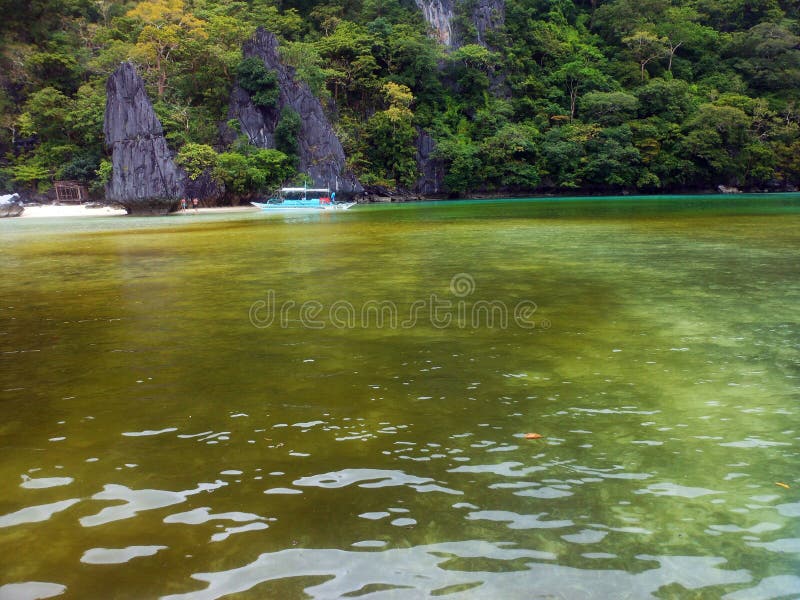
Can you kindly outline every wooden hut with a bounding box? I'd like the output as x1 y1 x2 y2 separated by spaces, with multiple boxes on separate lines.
54 181 88 204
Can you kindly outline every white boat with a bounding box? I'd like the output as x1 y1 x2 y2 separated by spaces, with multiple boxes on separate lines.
251 187 356 211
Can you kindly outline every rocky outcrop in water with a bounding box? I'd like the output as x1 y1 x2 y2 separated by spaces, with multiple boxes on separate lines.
104 62 185 214
228 28 362 195
0 193 24 217
718 185 742 194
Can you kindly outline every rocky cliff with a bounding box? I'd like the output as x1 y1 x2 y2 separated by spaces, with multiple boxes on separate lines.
471 0 505 46
104 62 185 214
415 129 445 195
413 0 504 48
410 0 507 195
413 0 455 46
228 28 362 195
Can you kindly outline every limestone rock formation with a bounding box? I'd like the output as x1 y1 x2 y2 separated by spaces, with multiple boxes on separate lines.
413 0 455 46
471 0 505 46
413 0 504 48
184 171 224 204
228 28 362 195
414 129 445 195
0 193 24 217
104 62 185 214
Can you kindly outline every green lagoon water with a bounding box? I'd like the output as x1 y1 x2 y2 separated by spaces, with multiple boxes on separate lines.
1 194 799 598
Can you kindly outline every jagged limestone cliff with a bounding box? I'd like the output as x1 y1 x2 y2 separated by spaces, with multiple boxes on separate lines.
471 0 506 46
414 0 455 46
415 130 444 195
409 0 506 196
413 0 505 48
104 62 185 214
228 28 362 195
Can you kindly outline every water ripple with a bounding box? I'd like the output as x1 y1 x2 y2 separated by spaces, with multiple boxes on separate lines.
210 522 269 543
561 529 608 544
159 543 751 599
747 538 800 554
163 507 266 525
81 545 167 565
0 582 66 599
20 476 73 489
776 502 800 517
635 483 723 498
466 510 574 529
722 575 800 599
708 522 782 535
122 428 178 437
158 506 271 543
448 462 546 478
720 437 792 448
0 499 79 528
294 469 432 490
80 481 227 527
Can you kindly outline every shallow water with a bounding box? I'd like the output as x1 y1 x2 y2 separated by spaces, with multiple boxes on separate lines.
1 194 799 599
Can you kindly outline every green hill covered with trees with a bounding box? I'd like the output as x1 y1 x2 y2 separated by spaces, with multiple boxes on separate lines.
1 0 798 200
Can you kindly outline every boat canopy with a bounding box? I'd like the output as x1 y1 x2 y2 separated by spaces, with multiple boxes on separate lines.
280 187 330 193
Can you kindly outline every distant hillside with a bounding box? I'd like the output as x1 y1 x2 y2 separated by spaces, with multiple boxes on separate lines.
1 0 798 201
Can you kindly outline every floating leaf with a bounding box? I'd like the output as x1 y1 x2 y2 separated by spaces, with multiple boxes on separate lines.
524 433 543 440
776 482 790 489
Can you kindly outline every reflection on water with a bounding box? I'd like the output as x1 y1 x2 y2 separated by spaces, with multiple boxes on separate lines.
162 544 751 600
81 545 167 565
1 195 799 598
79 481 229 528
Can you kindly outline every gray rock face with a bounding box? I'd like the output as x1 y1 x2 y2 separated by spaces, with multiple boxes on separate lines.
414 129 445 195
0 193 24 217
229 29 362 195
104 62 185 214
185 171 224 203
413 0 455 46
472 0 505 46
228 86 274 149
413 0 504 48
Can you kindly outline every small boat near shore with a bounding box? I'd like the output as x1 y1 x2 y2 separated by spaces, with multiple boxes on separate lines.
251 187 356 211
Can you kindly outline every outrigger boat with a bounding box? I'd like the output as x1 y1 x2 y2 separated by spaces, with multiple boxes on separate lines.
251 187 356 211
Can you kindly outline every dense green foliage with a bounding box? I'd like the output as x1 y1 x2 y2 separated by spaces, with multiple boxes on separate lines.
213 147 294 199
236 56 279 108
0 0 798 198
274 106 301 160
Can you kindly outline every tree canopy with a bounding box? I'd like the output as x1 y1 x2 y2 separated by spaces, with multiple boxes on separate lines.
1 0 798 198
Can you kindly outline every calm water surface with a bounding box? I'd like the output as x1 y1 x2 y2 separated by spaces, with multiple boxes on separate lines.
1 195 799 599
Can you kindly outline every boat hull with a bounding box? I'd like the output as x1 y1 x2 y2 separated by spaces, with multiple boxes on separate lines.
251 201 356 211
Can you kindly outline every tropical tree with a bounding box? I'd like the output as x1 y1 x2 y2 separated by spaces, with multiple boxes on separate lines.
127 0 208 98
551 49 609 121
579 91 638 125
622 30 667 81
363 82 418 187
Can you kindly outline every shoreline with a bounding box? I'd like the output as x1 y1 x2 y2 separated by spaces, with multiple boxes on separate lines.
16 204 259 219
9 191 800 220
360 189 799 203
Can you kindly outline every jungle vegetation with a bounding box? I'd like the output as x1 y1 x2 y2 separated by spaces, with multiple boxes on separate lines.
0 0 798 198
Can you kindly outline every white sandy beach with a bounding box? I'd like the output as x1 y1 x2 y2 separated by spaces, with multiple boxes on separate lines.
17 204 259 218
19 204 127 218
